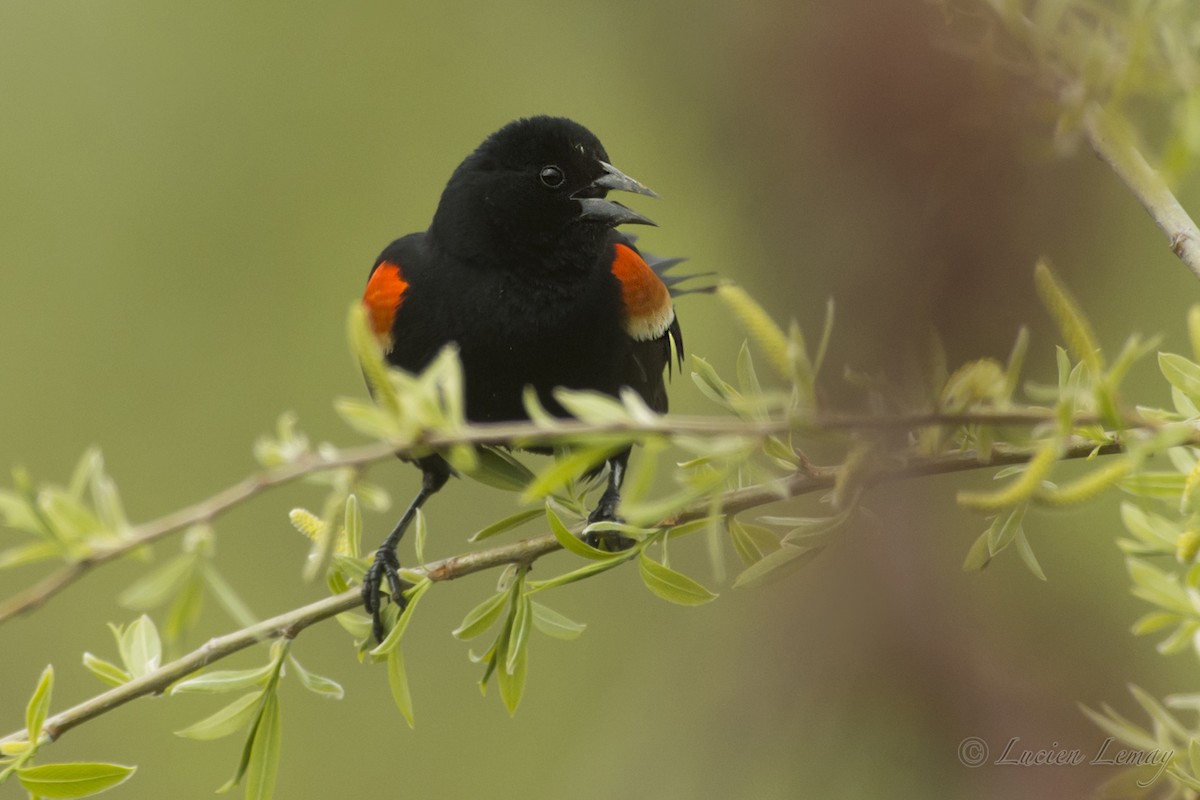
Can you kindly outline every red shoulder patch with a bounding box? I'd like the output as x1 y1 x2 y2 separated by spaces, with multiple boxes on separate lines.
363 261 408 349
611 243 674 342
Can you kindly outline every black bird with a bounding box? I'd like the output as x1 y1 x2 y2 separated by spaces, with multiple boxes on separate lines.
360 116 683 641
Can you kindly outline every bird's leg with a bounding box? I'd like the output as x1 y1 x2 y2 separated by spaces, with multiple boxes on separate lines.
362 462 449 642
584 449 636 552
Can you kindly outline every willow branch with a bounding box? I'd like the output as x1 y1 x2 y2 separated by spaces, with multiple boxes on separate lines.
0 405 1163 626
1083 102 1200 282
0 430 1136 747
0 407 1076 626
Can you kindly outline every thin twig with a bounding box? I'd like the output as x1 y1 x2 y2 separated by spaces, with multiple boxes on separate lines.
0 430 1134 746
1083 102 1200 282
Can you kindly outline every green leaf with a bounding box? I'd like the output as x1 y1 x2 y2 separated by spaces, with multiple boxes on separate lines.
117 554 196 610
81 653 130 688
1120 503 1181 548
496 608 528 717
0 489 44 537
584 519 660 542
988 504 1026 555
530 602 586 640
174 691 263 741
465 447 535 493
962 528 993 572
335 611 372 641
164 570 206 644
733 544 823 589
347 302 402 417
331 554 368 583
1080 704 1161 754
812 297 835 378
171 662 276 695
735 342 763 409
369 579 432 656
546 505 619 561
639 551 717 605
91 473 128 535
39 489 103 543
67 448 102 503
443 443 479 475
1155 621 1198 655
1003 327 1030 400
0 739 31 757
618 386 659 424
728 519 781 566
199 562 258 630
16 763 136 799
386 647 415 728
0 541 60 570
525 550 636 593
666 516 722 540
505 595 532 675
287 657 344 700
762 435 800 469
691 356 739 407
343 495 362 559
520 444 625 503
1131 612 1178 636
473 638 499 694
453 592 510 641
521 385 562 429
1106 333 1160 392
1127 558 1192 614
333 397 403 441
1128 684 1189 741
120 616 162 679
774 508 853 543
413 508 427 566
244 691 282 800
26 664 54 745
469 507 544 543
1160 352 1200 402
619 485 714 529
1187 305 1200 364
1120 472 1187 499
1172 385 1200 419
1013 528 1046 580
552 388 630 424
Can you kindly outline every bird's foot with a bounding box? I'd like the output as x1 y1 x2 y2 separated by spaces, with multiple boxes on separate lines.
584 496 636 552
361 547 411 643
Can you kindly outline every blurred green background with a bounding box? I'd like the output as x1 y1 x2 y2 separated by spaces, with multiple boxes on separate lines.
2 2 1197 798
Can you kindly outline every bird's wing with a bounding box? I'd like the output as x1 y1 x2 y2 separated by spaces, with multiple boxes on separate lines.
608 235 685 413
363 259 409 353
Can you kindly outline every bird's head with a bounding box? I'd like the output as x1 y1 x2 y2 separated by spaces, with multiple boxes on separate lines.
430 116 657 261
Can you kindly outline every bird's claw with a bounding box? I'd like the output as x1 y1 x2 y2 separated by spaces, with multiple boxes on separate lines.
362 548 411 643
584 497 636 552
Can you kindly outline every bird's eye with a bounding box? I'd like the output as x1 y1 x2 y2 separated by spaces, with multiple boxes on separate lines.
539 165 565 189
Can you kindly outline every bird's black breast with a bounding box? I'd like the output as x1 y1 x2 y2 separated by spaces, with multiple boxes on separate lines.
377 235 631 424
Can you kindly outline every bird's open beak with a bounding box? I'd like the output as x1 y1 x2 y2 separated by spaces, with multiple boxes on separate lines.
575 161 658 227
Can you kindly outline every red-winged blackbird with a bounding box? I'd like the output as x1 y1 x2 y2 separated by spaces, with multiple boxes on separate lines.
360 116 684 641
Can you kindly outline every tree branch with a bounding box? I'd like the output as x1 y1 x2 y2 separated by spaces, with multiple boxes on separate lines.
0 430 1134 747
1083 102 1200 282
0 407 1109 626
